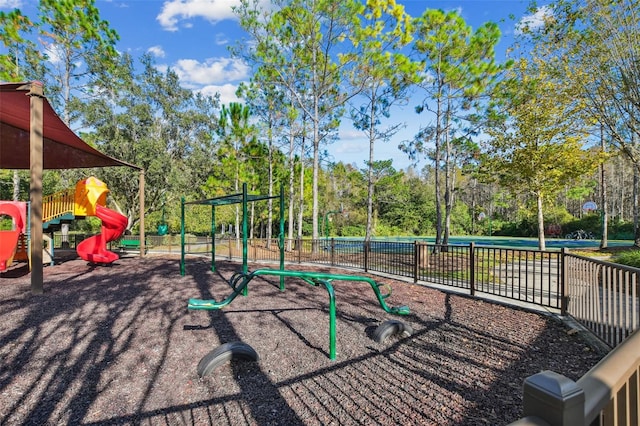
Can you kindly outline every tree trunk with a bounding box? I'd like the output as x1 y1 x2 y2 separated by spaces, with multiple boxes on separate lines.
287 127 296 252
12 170 19 201
267 121 273 249
634 166 640 248
600 126 608 249
443 97 454 246
537 192 546 251
297 136 305 242
471 179 477 234
311 38 320 247
434 91 443 247
365 96 375 243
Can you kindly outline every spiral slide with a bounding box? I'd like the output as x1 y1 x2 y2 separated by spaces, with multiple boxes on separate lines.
76 205 128 264
0 203 26 271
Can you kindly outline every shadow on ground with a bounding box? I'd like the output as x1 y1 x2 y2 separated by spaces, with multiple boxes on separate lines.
0 256 605 425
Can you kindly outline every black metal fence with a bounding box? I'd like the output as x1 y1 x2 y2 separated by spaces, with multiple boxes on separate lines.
52 234 639 349
166 236 566 311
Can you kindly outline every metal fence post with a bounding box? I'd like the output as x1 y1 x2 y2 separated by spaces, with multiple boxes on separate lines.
331 237 335 266
522 370 585 426
413 241 419 284
469 242 475 297
560 248 567 316
364 240 369 272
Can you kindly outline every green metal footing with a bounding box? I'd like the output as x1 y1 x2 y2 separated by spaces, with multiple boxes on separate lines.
187 268 410 360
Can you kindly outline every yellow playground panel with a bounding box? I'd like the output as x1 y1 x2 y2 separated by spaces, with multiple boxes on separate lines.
43 176 110 223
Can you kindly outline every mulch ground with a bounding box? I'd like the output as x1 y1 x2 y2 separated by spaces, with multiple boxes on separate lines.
0 253 606 425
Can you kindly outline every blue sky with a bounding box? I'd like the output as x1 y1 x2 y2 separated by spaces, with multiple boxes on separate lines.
1 0 549 170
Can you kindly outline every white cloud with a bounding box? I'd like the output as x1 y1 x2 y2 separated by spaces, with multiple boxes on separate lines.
516 6 553 35
334 140 366 155
338 129 365 141
157 0 240 32
44 43 63 65
215 33 229 45
200 83 242 104
0 0 22 8
147 45 166 58
172 57 250 85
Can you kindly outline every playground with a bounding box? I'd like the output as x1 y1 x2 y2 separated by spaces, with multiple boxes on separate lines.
0 81 614 424
0 254 605 425
0 177 128 273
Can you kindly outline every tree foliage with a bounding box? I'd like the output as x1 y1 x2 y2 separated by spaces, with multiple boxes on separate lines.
2 0 637 244
79 53 219 232
481 58 601 249
402 9 510 245
348 0 419 241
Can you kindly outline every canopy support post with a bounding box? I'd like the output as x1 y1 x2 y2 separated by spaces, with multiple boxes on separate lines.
139 170 145 257
25 82 44 295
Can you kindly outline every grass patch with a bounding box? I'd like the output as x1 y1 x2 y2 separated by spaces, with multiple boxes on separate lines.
612 249 640 268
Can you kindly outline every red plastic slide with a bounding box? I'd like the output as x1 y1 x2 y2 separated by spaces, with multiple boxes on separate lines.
77 205 128 264
0 203 25 271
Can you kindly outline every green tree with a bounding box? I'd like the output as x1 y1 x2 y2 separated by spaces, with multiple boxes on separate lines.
376 167 435 235
481 58 601 250
37 0 120 124
521 0 640 245
80 53 219 232
235 0 369 243
403 9 508 246
348 0 419 242
1 0 121 192
324 162 366 235
214 102 258 238
237 81 289 246
0 9 44 202
0 9 42 81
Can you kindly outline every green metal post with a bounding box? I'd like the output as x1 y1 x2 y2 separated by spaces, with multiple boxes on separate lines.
242 183 248 274
180 197 185 276
316 279 336 360
211 205 216 272
323 209 342 241
242 183 248 296
279 184 285 290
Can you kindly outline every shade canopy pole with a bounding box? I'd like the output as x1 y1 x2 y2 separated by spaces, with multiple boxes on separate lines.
139 170 145 257
26 81 44 294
